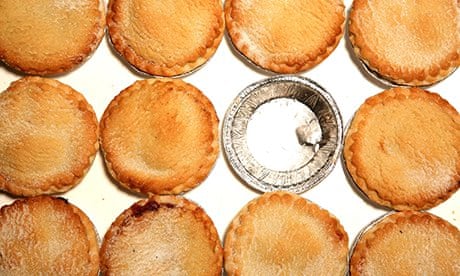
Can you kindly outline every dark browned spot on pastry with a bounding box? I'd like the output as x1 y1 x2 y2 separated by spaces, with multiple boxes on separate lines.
131 200 176 218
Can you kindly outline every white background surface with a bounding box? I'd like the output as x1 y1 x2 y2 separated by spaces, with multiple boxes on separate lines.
0 0 458 250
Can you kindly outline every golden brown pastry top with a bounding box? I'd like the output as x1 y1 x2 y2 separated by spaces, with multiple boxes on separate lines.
0 77 99 197
344 87 460 210
100 78 219 195
0 0 105 76
349 0 460 86
224 191 349 275
100 195 223 275
350 211 460 275
0 196 100 275
225 0 345 73
107 0 224 77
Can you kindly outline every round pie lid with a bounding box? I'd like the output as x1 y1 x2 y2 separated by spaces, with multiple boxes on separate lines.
222 75 343 193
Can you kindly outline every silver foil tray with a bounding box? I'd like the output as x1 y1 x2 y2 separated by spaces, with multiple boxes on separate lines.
222 75 343 194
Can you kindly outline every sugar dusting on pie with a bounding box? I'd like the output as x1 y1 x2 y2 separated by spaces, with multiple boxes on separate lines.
344 87 460 210
225 0 345 73
0 196 100 275
224 191 348 275
0 77 99 196
350 211 460 275
100 78 219 195
349 0 460 86
107 0 224 76
100 195 223 275
0 0 105 75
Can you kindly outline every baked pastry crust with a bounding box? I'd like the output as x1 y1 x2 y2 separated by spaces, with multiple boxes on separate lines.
348 0 460 86
100 195 223 275
0 0 105 76
100 78 219 195
107 0 224 77
349 211 460 275
224 191 349 275
344 87 460 210
0 77 99 197
0 196 100 275
224 0 345 73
